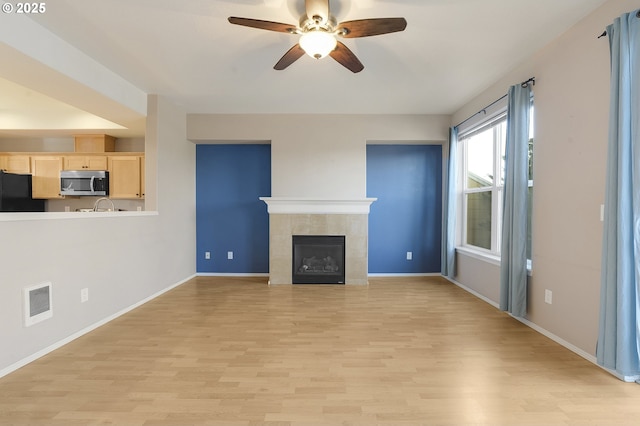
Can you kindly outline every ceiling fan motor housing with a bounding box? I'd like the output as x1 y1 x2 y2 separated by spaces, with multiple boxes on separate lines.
300 14 337 33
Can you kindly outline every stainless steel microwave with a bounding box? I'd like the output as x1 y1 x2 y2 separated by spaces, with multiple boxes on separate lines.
60 170 109 196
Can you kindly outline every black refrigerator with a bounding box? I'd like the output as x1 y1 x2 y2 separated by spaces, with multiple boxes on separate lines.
0 170 45 212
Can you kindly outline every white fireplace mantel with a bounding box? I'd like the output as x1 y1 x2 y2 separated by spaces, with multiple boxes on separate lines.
259 197 377 215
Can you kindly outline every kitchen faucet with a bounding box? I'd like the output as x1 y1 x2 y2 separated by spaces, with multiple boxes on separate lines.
93 197 115 212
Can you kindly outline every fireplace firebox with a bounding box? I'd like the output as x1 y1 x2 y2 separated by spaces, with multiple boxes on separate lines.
292 235 345 284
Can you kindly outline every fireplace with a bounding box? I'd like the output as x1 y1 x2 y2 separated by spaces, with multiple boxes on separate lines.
292 235 345 284
260 197 375 285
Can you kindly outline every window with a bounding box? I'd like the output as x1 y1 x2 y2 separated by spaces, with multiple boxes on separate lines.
459 102 534 261
461 114 507 255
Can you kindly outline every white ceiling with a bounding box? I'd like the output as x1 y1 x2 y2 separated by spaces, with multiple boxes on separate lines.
2 0 608 137
0 77 127 133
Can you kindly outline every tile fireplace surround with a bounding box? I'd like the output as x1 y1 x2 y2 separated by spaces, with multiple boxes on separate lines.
260 198 376 285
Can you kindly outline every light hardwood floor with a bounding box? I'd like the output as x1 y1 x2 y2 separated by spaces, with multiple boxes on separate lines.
1 276 639 425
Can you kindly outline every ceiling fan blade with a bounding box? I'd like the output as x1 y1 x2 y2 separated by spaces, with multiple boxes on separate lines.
228 17 298 33
305 0 330 23
329 42 364 73
337 17 407 38
274 44 306 70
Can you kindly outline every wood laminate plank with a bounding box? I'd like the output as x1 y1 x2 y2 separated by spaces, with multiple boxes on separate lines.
1 276 639 425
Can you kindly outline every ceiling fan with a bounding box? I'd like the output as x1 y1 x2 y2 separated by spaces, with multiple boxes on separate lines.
228 0 407 73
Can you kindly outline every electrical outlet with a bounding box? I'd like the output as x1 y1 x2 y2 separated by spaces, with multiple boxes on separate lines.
227 251 234 260
205 251 211 260
81 288 89 303
545 289 553 304
406 251 413 260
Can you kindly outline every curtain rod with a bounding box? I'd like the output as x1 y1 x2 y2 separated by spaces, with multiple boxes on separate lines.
599 10 640 38
455 77 535 129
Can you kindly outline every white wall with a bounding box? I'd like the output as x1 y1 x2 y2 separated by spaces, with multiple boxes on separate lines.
187 114 449 198
451 0 636 356
0 95 196 376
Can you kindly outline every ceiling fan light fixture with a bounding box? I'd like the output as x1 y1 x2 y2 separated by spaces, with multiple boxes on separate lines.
299 30 337 59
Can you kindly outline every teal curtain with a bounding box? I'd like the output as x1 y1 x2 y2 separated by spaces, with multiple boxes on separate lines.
500 84 531 317
597 9 640 379
441 127 458 278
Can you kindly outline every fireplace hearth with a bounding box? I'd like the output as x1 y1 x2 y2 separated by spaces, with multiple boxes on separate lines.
292 235 345 284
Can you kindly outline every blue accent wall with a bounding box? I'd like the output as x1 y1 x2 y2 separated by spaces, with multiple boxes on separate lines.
196 144 271 273
367 145 442 273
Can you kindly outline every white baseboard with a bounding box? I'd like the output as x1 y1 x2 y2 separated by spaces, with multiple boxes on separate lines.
445 275 500 309
511 315 639 382
513 315 597 364
6 272 634 383
443 275 606 370
197 273 439 278
196 273 269 277
0 274 195 380
368 273 441 277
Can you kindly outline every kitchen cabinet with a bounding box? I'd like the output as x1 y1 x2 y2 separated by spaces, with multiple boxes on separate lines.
74 135 115 153
31 156 63 199
140 159 145 198
1 151 144 200
63 155 108 170
108 156 143 199
0 155 31 174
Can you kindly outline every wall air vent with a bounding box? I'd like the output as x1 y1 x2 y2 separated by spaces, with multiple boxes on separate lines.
24 282 53 327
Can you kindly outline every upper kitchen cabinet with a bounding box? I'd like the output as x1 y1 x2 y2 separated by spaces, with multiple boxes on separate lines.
74 134 116 153
31 156 63 199
63 155 108 170
108 155 143 199
0 154 31 174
